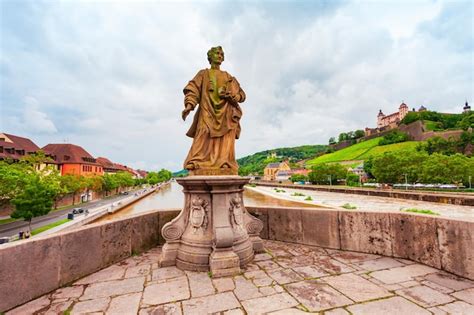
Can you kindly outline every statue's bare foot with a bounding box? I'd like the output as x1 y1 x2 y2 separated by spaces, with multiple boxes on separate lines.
221 163 230 169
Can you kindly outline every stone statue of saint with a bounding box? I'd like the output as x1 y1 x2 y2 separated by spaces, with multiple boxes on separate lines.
182 46 246 175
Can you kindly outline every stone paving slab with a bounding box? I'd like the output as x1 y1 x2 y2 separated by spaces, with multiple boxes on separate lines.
7 240 474 315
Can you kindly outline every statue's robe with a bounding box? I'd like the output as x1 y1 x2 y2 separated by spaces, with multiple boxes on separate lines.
183 68 246 175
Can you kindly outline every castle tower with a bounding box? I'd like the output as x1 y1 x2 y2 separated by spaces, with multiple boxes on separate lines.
398 102 408 120
377 109 385 128
463 101 471 113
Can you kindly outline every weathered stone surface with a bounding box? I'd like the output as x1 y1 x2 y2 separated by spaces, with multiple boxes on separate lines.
142 276 189 305
313 255 355 274
437 218 474 280
74 264 125 285
81 277 145 300
324 308 351 315
452 287 474 304
182 292 240 314
213 278 235 292
125 264 151 278
152 266 185 281
52 285 84 299
247 207 269 239
223 309 245 315
339 211 392 256
241 292 299 314
101 219 132 266
107 292 141 315
60 225 103 285
438 301 474 314
0 238 60 312
424 272 474 290
256 259 281 270
139 303 182 315
71 297 110 314
330 250 380 264
158 211 180 245
5 295 51 315
396 285 455 307
268 208 303 243
253 252 272 262
301 209 340 249
353 257 405 271
391 213 441 268
323 273 392 302
233 276 263 301
268 308 309 314
244 270 274 286
285 281 352 312
44 301 73 315
268 268 303 285
347 296 430 314
275 254 313 268
131 211 160 254
293 265 328 278
186 271 215 297
370 264 438 284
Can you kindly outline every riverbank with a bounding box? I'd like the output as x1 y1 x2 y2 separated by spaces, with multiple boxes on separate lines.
249 185 474 222
253 181 474 206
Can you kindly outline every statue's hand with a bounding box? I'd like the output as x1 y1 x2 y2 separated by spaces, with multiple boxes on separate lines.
182 104 193 121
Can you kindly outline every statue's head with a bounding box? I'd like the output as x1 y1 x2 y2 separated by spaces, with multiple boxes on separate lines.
207 46 224 65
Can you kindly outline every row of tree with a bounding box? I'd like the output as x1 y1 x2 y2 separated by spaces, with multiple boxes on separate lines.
328 129 365 145
289 151 472 187
0 154 172 231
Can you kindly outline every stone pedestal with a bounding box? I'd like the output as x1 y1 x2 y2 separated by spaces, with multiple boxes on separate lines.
160 176 264 276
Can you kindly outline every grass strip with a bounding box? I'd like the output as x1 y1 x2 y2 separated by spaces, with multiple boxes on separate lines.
31 218 72 236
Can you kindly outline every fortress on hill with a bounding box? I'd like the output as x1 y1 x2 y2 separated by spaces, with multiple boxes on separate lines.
366 102 428 136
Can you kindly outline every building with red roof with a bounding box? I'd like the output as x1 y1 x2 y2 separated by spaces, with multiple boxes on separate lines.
0 133 40 161
42 143 103 176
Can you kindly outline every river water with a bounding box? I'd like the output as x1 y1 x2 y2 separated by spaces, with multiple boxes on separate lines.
95 181 316 223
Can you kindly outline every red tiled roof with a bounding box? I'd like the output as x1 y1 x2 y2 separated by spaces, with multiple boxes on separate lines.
42 143 99 165
1 133 40 153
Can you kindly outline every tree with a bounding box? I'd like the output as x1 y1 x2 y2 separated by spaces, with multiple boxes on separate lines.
371 151 427 183
102 173 119 195
346 173 359 186
308 163 347 185
379 130 409 145
59 174 85 206
115 171 135 188
420 153 473 185
0 161 29 201
289 174 307 183
328 137 336 145
11 174 58 232
353 130 365 139
338 133 348 143
418 136 458 155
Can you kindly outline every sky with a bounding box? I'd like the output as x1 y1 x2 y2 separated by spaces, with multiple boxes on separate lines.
1 0 473 172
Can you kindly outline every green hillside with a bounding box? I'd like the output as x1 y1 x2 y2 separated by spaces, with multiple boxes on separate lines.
238 144 327 175
306 137 420 166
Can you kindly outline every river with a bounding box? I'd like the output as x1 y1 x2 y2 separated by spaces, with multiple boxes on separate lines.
94 180 316 223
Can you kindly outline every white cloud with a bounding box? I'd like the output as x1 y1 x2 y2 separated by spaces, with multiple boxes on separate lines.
1 0 472 170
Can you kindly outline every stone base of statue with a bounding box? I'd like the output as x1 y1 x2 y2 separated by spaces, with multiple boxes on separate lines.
160 176 264 277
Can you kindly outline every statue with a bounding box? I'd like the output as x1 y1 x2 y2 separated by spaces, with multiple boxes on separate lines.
182 46 246 176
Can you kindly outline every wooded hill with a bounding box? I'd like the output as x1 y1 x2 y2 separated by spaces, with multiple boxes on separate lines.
237 145 327 176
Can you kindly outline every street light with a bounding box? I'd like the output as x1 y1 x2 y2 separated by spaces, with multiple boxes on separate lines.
403 174 408 191
327 175 332 186
469 176 472 189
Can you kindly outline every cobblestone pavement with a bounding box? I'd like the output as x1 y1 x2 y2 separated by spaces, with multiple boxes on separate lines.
249 186 474 222
7 241 474 315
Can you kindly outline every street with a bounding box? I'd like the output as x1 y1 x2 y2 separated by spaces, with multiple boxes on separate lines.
0 191 139 239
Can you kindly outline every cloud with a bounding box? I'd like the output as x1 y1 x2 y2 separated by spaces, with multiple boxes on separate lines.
1 0 472 171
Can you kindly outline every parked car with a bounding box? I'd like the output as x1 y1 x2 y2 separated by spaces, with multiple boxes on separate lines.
120 191 129 195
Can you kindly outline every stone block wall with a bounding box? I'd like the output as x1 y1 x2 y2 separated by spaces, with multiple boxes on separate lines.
246 206 473 281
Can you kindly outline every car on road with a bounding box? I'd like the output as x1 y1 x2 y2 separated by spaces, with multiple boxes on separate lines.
72 208 85 214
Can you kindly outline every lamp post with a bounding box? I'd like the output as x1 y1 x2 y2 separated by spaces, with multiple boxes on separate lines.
327 175 332 186
469 176 472 189
403 174 408 191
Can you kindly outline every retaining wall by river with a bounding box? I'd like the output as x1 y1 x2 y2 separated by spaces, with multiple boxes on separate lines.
255 181 474 206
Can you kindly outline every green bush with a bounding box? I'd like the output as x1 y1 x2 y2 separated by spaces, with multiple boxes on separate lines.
346 173 360 186
379 130 409 145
